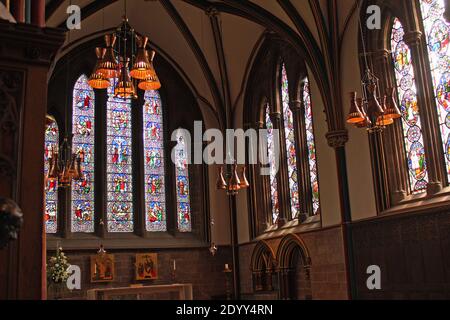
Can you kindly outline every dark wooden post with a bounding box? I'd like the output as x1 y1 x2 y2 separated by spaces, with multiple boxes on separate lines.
31 0 45 27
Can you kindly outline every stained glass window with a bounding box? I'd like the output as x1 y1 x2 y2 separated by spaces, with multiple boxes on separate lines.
391 18 429 194
303 79 320 214
265 104 279 224
174 130 191 232
143 90 167 232
72 75 95 233
44 118 58 234
420 0 450 181
281 64 300 218
106 84 134 232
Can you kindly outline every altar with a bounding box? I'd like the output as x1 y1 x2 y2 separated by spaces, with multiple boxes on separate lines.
87 284 193 300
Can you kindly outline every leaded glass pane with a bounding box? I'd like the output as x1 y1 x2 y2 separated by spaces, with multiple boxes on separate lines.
174 130 192 232
44 119 58 234
72 75 95 232
266 104 279 224
391 18 429 194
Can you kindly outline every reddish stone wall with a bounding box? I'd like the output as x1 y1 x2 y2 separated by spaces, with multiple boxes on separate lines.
239 226 349 300
48 247 231 300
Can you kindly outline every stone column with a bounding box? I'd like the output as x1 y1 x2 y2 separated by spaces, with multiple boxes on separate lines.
290 95 312 220
11 0 24 23
31 0 45 27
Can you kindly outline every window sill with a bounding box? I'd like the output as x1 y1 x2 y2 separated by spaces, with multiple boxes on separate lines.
255 214 321 241
47 233 209 251
380 186 450 217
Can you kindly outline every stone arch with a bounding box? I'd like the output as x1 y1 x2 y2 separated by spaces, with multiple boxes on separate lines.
250 240 278 294
276 234 312 300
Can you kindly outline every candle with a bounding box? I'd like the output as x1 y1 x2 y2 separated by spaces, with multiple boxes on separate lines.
225 264 229 270
173 259 176 271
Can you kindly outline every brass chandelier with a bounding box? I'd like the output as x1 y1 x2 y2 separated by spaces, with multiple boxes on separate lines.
346 2 401 131
88 5 161 97
216 164 250 196
47 134 84 188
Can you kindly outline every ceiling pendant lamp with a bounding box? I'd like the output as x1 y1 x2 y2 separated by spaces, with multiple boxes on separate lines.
114 59 136 99
130 36 152 80
346 92 365 124
383 87 402 120
239 166 250 189
138 51 161 91
227 164 241 195
216 166 227 190
89 48 110 89
97 34 119 78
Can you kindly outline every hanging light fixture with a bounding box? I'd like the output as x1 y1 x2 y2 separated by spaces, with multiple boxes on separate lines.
346 3 401 132
46 136 84 189
216 163 250 196
89 47 110 89
88 0 161 98
138 50 161 91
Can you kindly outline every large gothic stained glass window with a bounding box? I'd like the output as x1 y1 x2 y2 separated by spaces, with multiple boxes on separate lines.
265 104 279 223
44 118 58 234
107 84 134 232
303 79 320 214
143 90 167 232
281 64 300 218
420 0 450 181
391 18 429 193
174 130 192 232
72 75 95 233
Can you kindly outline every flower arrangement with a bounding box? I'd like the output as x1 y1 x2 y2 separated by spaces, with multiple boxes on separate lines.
47 246 70 285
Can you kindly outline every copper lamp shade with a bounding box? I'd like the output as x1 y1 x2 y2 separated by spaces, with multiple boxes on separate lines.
97 34 119 78
130 36 152 80
89 48 110 89
216 166 227 190
138 51 161 91
227 164 241 193
347 92 365 124
366 83 385 116
115 60 136 99
355 98 372 128
383 87 402 120
239 166 250 189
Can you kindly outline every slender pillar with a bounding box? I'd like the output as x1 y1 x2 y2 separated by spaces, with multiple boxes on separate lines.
444 0 450 23
25 0 30 23
290 96 312 219
11 0 25 23
31 0 45 27
269 111 288 226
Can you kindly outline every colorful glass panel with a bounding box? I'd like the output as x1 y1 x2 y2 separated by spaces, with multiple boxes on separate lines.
303 79 320 214
143 90 167 232
44 119 58 234
391 18 429 194
266 104 279 224
174 130 192 232
72 75 95 232
281 64 300 218
107 84 133 232
420 0 450 181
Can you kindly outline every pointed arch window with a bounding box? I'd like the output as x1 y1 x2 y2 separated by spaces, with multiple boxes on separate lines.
71 75 95 233
281 64 300 218
390 18 429 194
419 0 450 181
174 130 192 232
44 117 59 234
106 84 134 233
143 90 166 232
303 79 320 214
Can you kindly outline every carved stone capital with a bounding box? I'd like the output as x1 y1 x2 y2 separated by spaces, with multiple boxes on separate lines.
403 31 422 47
205 6 219 18
373 49 390 61
326 130 349 148
289 100 302 113
269 112 281 122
